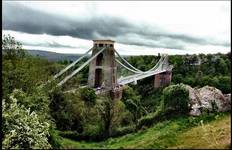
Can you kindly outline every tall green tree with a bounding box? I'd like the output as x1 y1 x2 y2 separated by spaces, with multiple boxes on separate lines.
2 93 51 149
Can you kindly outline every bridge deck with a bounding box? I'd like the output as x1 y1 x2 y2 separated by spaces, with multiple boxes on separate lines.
117 67 172 85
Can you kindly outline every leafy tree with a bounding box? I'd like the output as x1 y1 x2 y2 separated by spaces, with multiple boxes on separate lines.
96 95 115 137
217 76 231 94
2 34 26 60
215 58 228 75
2 34 61 98
225 59 231 74
79 87 97 106
2 94 51 149
162 84 189 115
49 88 84 131
172 73 182 84
8 87 51 121
96 95 127 138
122 86 143 122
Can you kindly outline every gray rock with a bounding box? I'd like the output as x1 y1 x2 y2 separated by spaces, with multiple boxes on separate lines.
183 85 231 116
223 94 231 111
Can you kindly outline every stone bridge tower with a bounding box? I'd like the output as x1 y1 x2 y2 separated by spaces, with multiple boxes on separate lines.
154 56 172 88
88 40 117 91
154 71 172 88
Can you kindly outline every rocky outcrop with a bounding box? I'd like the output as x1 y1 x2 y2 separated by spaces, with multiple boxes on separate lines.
183 85 231 116
224 94 231 103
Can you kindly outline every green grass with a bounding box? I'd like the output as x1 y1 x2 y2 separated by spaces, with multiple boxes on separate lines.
57 112 231 149
171 113 231 149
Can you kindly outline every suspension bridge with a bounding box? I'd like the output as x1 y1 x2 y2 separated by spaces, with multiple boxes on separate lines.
52 40 173 99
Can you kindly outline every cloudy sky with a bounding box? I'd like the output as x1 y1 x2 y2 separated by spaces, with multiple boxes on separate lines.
2 1 231 55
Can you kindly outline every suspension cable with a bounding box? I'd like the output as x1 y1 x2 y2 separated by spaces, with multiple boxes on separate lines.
145 55 165 72
54 48 93 79
57 47 106 86
115 59 143 74
114 49 167 73
116 54 166 78
114 49 144 73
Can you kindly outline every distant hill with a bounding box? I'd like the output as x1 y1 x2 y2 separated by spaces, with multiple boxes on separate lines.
26 50 88 62
26 50 129 62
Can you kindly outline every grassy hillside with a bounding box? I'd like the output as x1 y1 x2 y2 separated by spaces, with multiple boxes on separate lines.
57 113 231 149
171 114 231 149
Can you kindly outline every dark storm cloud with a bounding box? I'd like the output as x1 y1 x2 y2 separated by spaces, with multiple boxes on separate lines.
3 2 130 40
3 2 230 50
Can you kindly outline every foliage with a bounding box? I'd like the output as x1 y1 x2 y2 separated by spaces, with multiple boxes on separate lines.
121 86 143 122
136 103 164 130
217 76 231 94
2 35 63 99
58 131 81 141
140 87 164 113
2 52 60 99
2 35 231 147
79 87 97 106
56 112 230 149
2 95 51 149
96 95 129 138
2 34 26 59
49 88 85 132
110 125 136 138
168 53 231 93
162 84 190 114
137 84 190 129
7 87 51 121
48 128 62 149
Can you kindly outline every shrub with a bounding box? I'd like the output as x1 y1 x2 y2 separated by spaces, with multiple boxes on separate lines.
172 74 183 84
9 87 51 121
59 130 104 142
217 76 231 94
2 34 26 59
79 87 97 106
2 96 51 149
49 88 86 132
140 87 164 113
110 125 136 137
122 86 140 102
137 84 190 130
59 131 80 140
48 128 62 149
136 103 164 129
137 114 155 129
122 86 142 122
162 84 190 115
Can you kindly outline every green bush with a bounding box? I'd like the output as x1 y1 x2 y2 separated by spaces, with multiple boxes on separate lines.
82 124 103 138
111 125 136 137
137 84 190 130
49 88 85 132
140 87 164 113
2 95 51 149
217 76 231 94
136 103 164 129
59 131 81 140
9 87 51 121
122 86 142 122
2 34 26 60
137 114 155 129
79 87 97 106
162 84 190 115
48 128 62 149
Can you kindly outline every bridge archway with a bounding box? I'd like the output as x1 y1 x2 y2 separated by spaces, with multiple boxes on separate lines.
94 68 102 88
